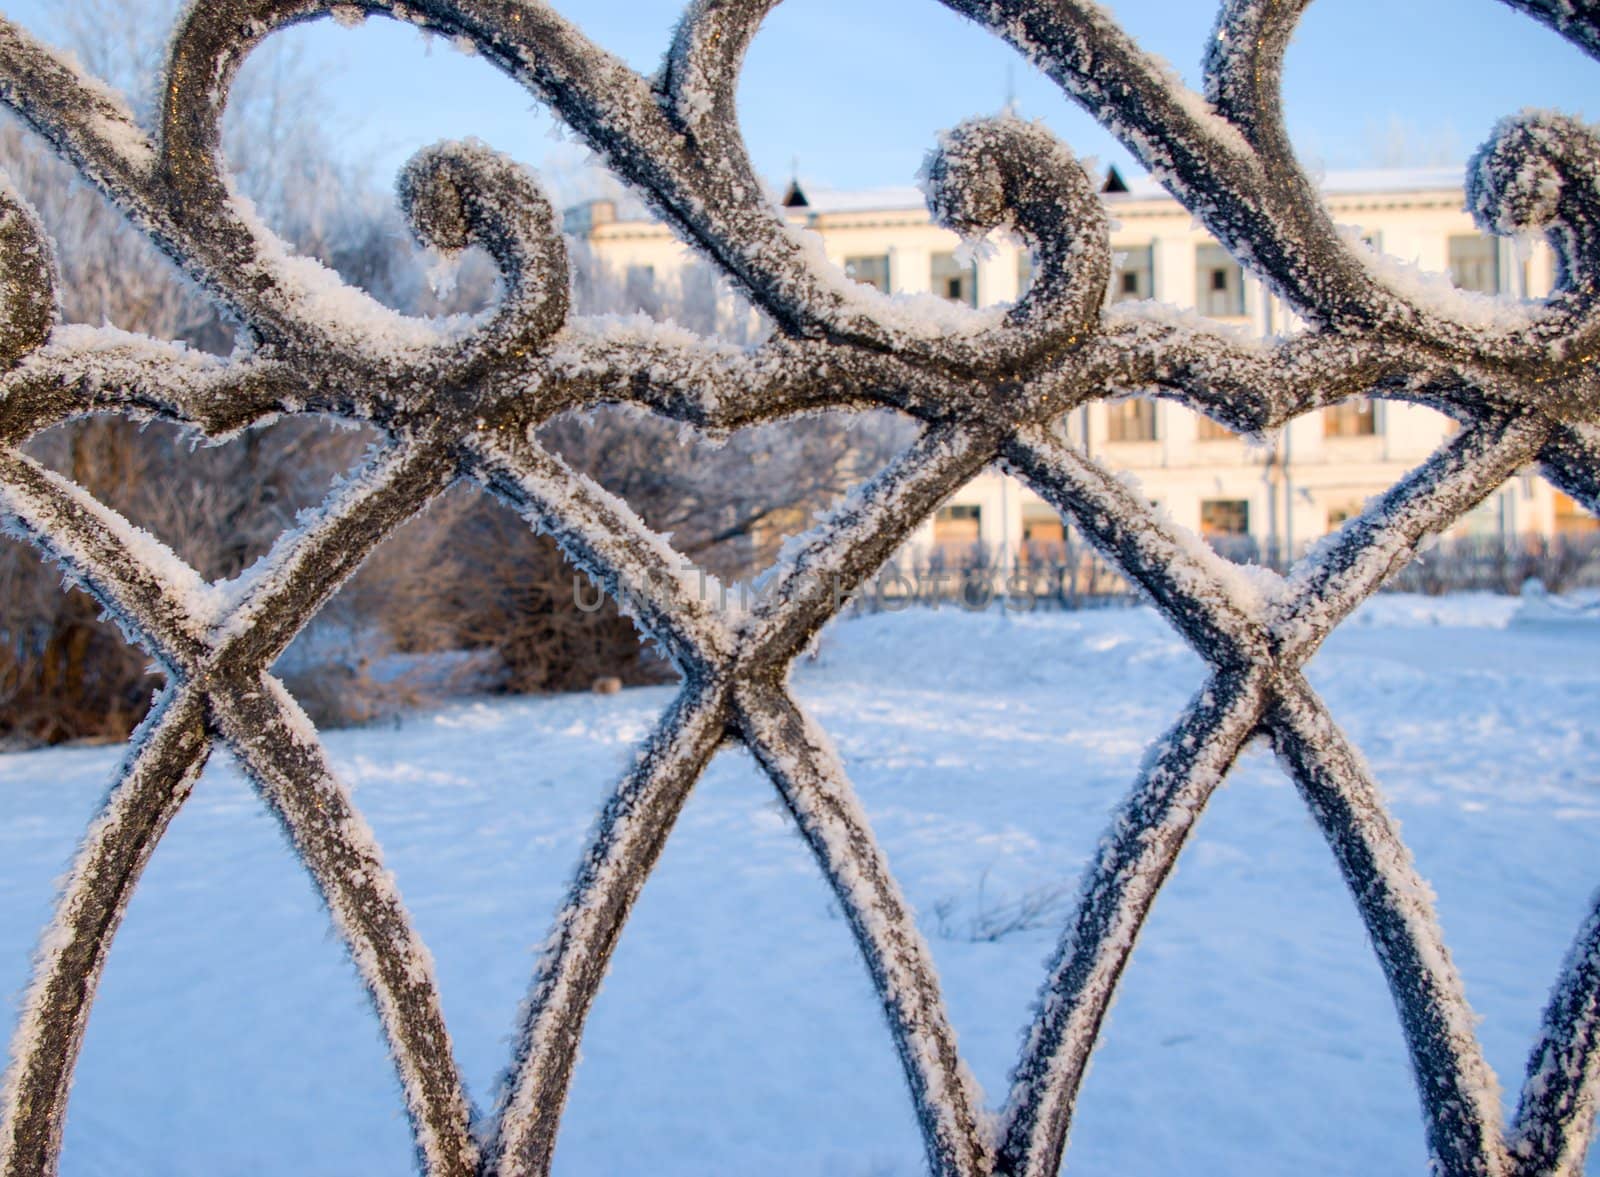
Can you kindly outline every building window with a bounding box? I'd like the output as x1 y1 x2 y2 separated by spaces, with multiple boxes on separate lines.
1114 246 1154 302
1195 243 1246 317
931 252 977 305
1554 490 1598 534
1324 400 1377 437
934 503 981 552
624 264 660 315
844 255 890 293
1196 414 1236 442
1021 503 1065 561
1327 502 1363 529
1448 234 1500 294
1453 494 1504 539
1201 499 1250 537
1106 397 1158 443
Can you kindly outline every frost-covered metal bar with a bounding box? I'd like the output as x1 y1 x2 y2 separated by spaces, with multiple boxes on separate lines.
735 683 991 1177
1006 426 1270 663
0 690 210 1177
211 440 459 666
1268 676 1506 1177
1510 895 1600 1177
1540 423 1600 518
0 452 212 672
213 680 479 1177
0 0 1595 1174
1501 1 1600 67
1272 414 1551 659
997 670 1270 1177
1088 315 1482 432
489 681 731 1177
1 437 473 1177
739 423 1002 660
470 429 735 675
0 337 305 445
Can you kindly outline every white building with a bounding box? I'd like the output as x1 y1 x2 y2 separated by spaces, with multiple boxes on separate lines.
566 167 1594 567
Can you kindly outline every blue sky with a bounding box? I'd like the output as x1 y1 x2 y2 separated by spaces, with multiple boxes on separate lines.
2 0 1593 201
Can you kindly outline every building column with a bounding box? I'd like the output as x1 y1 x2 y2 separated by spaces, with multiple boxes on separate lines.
889 245 930 296
1151 235 1196 310
978 246 1020 306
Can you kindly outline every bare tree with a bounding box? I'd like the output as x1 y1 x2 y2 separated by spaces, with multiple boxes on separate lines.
0 8 901 740
0 3 377 742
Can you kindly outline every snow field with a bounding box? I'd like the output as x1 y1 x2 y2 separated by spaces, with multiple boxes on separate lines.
1 597 1597 1175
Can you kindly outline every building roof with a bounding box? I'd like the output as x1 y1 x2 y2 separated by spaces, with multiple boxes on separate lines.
569 166 1471 234
781 179 810 208
792 185 928 214
789 166 1466 216
1311 166 1467 196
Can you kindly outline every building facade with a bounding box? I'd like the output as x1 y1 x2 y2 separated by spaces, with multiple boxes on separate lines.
566 168 1593 568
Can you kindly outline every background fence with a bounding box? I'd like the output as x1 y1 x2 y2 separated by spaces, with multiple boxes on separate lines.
861 532 1600 614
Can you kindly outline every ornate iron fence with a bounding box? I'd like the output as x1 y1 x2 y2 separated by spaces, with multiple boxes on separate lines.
0 2 1598 1174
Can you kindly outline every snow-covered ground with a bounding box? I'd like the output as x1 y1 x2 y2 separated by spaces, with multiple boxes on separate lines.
3 594 1598 1175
